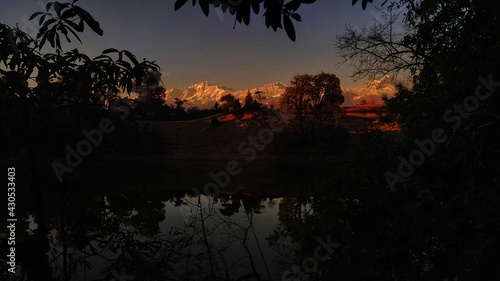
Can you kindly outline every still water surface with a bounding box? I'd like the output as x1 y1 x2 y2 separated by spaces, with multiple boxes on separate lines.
54 194 294 280
9 159 329 281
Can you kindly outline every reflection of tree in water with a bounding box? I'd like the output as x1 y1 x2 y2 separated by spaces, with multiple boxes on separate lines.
266 183 315 281
0 186 187 281
218 191 265 217
175 192 272 280
1 183 279 281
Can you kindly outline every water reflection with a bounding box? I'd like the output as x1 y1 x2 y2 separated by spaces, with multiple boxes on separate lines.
3 155 496 280
164 194 282 280
1 159 333 281
2 189 318 280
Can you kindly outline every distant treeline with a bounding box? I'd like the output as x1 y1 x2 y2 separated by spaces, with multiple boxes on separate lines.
133 90 262 121
133 100 222 120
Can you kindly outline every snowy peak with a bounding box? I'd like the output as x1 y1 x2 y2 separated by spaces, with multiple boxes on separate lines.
162 78 396 109
164 81 286 109
236 82 287 99
252 82 287 94
164 88 183 101
178 82 235 107
342 76 397 106
365 75 392 89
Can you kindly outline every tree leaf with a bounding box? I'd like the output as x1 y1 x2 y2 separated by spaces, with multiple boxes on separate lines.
283 14 296 41
291 13 301 22
61 8 76 20
29 12 44 21
47 27 56 48
55 32 61 50
199 0 210 16
122 50 139 66
84 15 103 36
64 23 82 43
53 2 61 17
352 0 373 10
117 59 132 70
264 12 270 28
242 4 251 26
174 0 189 11
285 0 301 12
46 2 53 12
39 14 47 26
42 18 57 29
39 35 47 50
73 6 103 36
102 48 119 54
251 1 260 14
77 19 84 32
64 18 81 32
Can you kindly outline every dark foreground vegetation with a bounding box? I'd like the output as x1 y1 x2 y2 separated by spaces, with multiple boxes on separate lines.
1 1 499 281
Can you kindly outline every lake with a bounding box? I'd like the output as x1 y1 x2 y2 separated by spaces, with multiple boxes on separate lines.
14 159 333 281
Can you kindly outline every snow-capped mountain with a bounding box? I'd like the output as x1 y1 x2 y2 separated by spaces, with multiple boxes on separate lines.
164 87 184 101
234 82 287 108
342 76 397 106
161 77 395 109
164 81 287 109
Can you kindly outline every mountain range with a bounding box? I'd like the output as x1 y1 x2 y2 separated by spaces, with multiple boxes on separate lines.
342 75 397 106
163 81 287 109
160 76 397 109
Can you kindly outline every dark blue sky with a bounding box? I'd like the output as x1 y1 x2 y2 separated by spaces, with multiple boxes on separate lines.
1 0 384 89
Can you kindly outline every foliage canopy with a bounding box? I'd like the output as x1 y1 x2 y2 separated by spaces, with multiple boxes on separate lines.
174 0 377 41
280 72 344 143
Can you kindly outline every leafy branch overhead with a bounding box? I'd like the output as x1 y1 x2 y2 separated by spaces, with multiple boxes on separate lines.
29 0 103 51
174 0 313 41
1 1 162 119
174 0 376 41
352 0 375 10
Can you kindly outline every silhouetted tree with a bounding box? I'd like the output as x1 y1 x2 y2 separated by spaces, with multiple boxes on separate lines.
243 91 262 113
334 1 500 280
168 98 186 118
336 8 418 82
243 91 254 108
219 93 242 115
0 3 163 280
135 85 168 119
279 72 344 143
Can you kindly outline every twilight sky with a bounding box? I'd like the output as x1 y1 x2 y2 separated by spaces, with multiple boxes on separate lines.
0 0 385 90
